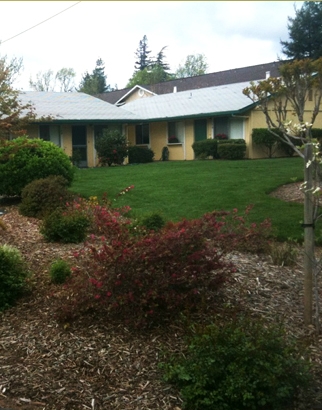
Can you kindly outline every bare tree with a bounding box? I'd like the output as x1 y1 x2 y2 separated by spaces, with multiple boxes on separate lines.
29 68 76 92
243 58 322 328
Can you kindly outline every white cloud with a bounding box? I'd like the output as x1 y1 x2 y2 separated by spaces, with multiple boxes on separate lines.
0 1 303 91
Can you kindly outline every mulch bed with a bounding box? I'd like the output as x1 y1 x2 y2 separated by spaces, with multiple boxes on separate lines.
1 185 322 409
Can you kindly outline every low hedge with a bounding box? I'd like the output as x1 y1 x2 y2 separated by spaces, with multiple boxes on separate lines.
192 139 218 159
128 146 154 164
217 140 246 160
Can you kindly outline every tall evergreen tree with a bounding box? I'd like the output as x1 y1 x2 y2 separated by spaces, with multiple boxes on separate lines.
281 2 322 60
78 58 110 95
134 35 152 71
153 46 170 71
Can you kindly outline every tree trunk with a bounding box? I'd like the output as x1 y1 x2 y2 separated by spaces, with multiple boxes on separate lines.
303 143 314 325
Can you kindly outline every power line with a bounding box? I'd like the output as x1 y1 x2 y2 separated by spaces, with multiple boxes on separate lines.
1 1 81 44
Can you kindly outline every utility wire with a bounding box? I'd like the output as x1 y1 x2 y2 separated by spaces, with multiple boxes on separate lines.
1 1 81 44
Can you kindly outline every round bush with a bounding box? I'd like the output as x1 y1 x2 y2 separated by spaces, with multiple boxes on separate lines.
0 136 75 196
162 316 311 410
139 212 166 231
49 259 71 284
128 146 154 163
40 209 90 243
95 130 128 166
0 244 29 310
19 175 73 219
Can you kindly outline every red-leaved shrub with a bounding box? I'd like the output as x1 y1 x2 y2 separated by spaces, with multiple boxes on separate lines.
56 218 233 327
55 203 271 327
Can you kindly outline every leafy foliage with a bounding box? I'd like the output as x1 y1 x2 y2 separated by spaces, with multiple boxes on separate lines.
49 259 71 284
192 139 218 159
78 58 111 95
161 316 312 410
95 129 128 166
19 175 72 218
0 55 35 138
57 215 232 326
127 65 173 87
252 128 301 158
40 208 90 243
54 200 271 326
0 136 74 197
139 211 166 231
175 54 208 78
281 1 322 60
128 145 154 163
29 68 76 92
0 244 29 311
217 141 246 160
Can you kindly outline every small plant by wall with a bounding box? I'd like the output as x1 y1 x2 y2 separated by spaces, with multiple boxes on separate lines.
128 146 154 163
192 139 218 159
95 130 128 166
217 140 246 160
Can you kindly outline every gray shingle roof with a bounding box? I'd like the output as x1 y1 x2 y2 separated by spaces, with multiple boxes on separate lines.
123 81 256 120
96 61 282 104
19 91 140 122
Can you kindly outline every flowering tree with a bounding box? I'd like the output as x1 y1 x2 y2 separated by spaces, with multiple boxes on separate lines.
243 57 322 328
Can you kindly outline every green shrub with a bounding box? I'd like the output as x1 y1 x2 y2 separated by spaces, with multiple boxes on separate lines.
252 128 279 158
217 141 246 160
0 244 29 310
139 212 166 231
49 259 71 284
252 128 303 158
0 136 74 197
19 175 73 219
40 209 90 243
192 139 218 159
161 316 311 410
95 129 128 166
128 146 154 164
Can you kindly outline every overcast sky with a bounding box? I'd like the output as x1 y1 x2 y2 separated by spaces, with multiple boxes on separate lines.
0 1 303 92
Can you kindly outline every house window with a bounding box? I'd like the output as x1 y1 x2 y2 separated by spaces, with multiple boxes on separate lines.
39 125 50 141
39 125 60 146
213 117 244 140
168 121 184 143
135 124 149 145
94 124 122 139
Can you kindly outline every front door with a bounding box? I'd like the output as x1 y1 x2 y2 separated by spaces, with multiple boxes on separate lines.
72 125 87 167
194 119 207 142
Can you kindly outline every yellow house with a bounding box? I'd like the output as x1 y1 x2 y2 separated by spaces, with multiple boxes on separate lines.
19 91 140 167
20 75 322 166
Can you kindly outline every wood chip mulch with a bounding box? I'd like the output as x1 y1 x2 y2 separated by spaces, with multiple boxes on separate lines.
0 183 322 410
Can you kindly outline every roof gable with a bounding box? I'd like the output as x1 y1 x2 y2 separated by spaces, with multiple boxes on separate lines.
123 81 258 121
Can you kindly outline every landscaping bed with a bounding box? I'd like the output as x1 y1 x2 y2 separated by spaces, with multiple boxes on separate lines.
0 186 322 409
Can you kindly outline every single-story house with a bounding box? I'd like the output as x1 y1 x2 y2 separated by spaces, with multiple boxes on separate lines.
19 91 140 167
19 61 322 166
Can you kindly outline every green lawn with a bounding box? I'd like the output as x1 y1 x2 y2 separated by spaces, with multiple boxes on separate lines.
70 157 307 241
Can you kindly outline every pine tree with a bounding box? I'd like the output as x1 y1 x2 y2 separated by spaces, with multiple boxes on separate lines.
78 58 110 95
134 35 152 71
281 2 322 60
153 46 170 71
